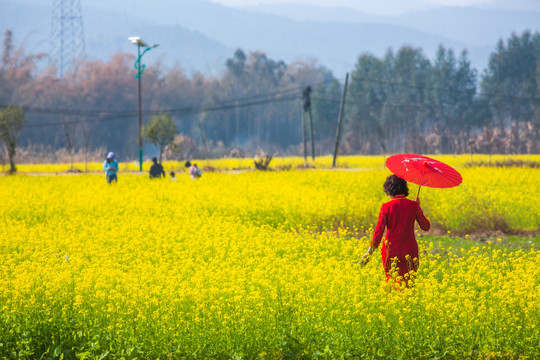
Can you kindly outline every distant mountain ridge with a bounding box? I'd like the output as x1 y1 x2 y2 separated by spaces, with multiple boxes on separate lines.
243 3 540 46
0 0 233 75
2 0 540 77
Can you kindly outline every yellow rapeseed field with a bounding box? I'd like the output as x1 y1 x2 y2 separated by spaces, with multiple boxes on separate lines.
14 154 540 173
0 160 539 359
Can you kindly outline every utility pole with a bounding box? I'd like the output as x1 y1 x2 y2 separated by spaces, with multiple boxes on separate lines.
333 73 349 168
235 101 240 146
301 98 307 163
198 112 210 168
303 86 315 161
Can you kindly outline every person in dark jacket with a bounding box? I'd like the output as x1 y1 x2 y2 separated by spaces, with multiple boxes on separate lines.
149 157 165 179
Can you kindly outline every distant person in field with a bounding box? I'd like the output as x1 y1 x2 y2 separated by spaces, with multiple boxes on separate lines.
149 157 165 179
360 174 430 286
189 162 202 180
169 171 177 181
103 152 118 184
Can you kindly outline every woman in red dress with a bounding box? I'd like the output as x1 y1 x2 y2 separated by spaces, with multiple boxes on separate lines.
360 175 430 284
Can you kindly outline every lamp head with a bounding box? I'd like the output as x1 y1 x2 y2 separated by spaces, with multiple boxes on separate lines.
128 36 148 47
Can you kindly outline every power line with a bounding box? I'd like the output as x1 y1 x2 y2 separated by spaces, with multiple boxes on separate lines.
15 79 336 128
22 93 301 128
7 73 540 130
350 74 540 101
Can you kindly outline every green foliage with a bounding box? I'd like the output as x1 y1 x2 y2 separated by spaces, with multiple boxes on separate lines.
142 113 176 162
481 32 540 123
347 45 480 155
480 31 540 153
0 104 25 173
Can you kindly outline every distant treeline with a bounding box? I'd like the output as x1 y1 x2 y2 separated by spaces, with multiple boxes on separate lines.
1 29 539 160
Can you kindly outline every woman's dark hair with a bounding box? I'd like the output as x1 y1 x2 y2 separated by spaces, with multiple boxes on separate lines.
383 175 409 197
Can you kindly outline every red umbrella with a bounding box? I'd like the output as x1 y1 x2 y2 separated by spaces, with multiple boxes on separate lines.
385 154 462 197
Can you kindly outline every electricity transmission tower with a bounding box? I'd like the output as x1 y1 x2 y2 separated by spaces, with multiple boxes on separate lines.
50 0 86 77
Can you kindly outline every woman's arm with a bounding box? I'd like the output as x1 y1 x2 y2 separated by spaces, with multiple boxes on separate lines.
415 199 430 231
360 207 386 266
371 207 387 249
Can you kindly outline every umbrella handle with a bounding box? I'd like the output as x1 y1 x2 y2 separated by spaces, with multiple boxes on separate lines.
416 170 424 201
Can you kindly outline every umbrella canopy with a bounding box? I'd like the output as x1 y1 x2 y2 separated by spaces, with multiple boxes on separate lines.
385 154 462 188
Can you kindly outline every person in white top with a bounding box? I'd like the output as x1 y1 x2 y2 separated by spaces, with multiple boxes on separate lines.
189 163 202 180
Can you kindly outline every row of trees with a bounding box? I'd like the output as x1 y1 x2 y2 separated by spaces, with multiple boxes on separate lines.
348 32 540 155
0 29 339 161
1 29 539 167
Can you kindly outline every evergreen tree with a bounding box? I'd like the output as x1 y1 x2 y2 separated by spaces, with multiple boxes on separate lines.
481 31 540 153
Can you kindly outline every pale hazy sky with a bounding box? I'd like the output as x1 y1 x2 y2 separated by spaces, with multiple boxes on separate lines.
210 0 492 8
206 0 540 16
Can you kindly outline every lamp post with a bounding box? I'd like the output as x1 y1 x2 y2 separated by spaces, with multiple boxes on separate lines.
128 36 159 171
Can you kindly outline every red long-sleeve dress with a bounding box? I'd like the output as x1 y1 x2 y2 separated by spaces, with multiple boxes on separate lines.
370 195 430 279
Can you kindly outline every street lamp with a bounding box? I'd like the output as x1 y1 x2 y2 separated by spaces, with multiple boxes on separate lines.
128 36 159 171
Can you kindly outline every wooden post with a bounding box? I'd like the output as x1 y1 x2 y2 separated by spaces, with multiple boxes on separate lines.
235 101 240 146
81 121 90 173
308 97 315 161
332 73 349 168
198 112 209 168
301 98 307 163
302 86 315 161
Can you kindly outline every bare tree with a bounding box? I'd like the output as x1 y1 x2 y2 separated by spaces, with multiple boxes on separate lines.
80 121 91 172
62 119 76 171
